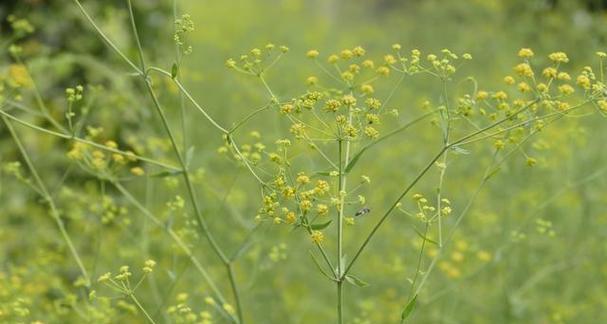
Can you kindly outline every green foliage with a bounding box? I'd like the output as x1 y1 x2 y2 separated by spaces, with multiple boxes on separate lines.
1 1 607 323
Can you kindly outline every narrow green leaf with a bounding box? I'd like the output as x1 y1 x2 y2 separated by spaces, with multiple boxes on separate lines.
171 63 178 79
401 295 417 322
450 145 471 155
344 146 368 173
185 146 195 168
310 220 332 230
414 228 438 245
345 274 369 287
149 170 184 178
309 251 335 281
484 167 501 181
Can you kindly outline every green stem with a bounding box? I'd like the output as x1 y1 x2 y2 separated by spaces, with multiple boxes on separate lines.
1 115 91 286
227 264 244 323
0 108 180 171
72 0 142 74
336 139 344 324
113 182 230 312
129 293 157 324
124 5 241 321
15 56 67 133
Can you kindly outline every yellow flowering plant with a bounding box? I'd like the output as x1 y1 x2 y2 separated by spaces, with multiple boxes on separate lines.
0 1 606 323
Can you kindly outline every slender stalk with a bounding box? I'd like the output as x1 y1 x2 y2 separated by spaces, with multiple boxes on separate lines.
172 0 188 153
343 145 447 277
129 293 157 324
72 0 142 74
124 6 242 322
436 80 452 247
336 102 354 323
0 108 180 171
227 264 244 322
113 182 231 313
146 66 228 134
1 115 91 286
343 100 539 276
336 139 344 324
15 56 67 133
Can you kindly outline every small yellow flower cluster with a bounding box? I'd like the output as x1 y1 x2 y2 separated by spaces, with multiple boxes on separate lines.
65 85 84 102
269 243 288 262
256 171 332 227
218 131 267 167
536 218 556 237
434 239 492 279
410 193 451 223
225 43 289 75
142 259 156 273
167 293 214 324
174 14 195 55
310 230 324 244
66 127 142 177
94 195 129 225
7 64 31 88
8 15 35 37
424 49 468 77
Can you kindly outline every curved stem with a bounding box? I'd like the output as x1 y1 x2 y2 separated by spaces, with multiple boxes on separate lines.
0 108 180 171
129 293 157 324
2 115 91 286
72 0 142 74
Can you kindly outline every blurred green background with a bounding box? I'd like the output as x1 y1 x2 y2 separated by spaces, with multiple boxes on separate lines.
1 0 607 323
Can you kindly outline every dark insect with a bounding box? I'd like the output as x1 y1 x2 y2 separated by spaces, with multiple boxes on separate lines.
354 207 371 217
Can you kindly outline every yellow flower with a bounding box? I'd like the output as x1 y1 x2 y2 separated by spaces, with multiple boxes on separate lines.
105 140 118 149
518 48 534 58
223 304 236 315
518 82 531 93
514 63 534 77
364 126 379 139
476 90 489 100
310 230 324 244
558 84 575 95
576 75 591 89
504 76 515 85
360 84 374 94
451 251 464 262
376 66 390 76
306 49 319 58
557 72 571 81
384 54 397 65
300 200 312 212
314 180 330 195
548 52 569 63
340 49 354 59
130 167 145 176
542 67 557 79
285 211 297 224
352 46 366 57
361 59 375 69
8 64 31 88
477 250 492 262
296 172 310 185
316 204 329 216
493 91 508 100
282 186 296 199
